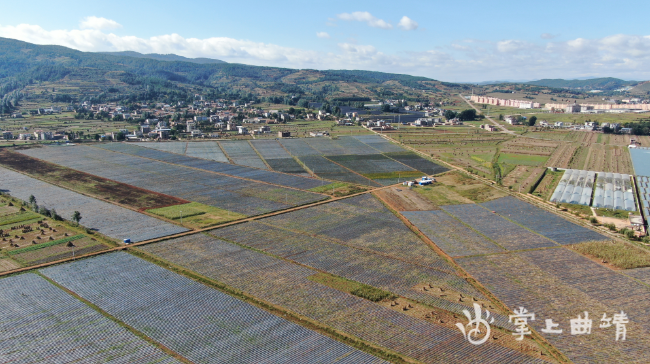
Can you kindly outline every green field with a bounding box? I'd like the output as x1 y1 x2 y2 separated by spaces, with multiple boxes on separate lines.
146 202 246 229
497 153 548 166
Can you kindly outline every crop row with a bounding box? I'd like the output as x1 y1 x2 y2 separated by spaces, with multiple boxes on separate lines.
353 135 406 153
40 252 384 364
220 141 269 169
210 221 487 306
481 196 609 244
95 143 323 189
401 210 504 257
265 158 309 175
457 248 650 364
0 167 187 242
18 146 325 215
250 139 292 159
0 273 181 364
327 154 416 175
383 152 449 175
298 156 380 186
441 204 558 251
264 194 458 272
185 141 230 162
142 235 541 364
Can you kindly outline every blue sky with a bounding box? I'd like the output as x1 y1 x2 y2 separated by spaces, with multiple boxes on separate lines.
1 0 650 82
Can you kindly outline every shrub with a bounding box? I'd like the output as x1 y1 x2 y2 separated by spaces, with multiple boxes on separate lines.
350 286 396 302
571 240 650 269
589 217 599 225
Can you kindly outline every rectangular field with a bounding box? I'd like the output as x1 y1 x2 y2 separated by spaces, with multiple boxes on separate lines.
299 155 380 186
481 196 609 244
441 204 558 251
0 273 181 364
457 248 650 364
18 146 326 215
141 235 541 364
262 194 455 271
402 210 505 257
384 152 450 175
219 140 269 169
185 141 229 162
0 149 188 210
0 167 188 242
208 221 500 325
353 135 407 153
40 252 385 364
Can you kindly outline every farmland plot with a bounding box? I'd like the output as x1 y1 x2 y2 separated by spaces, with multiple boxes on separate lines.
0 273 181 364
209 221 505 326
219 140 269 169
185 141 229 162
0 167 187 242
299 155 380 186
40 252 385 364
90 143 325 190
481 196 609 244
441 204 558 251
457 248 650 364
304 138 348 155
402 210 504 257
336 136 383 155
143 235 543 364
133 141 187 155
384 152 450 176
327 154 416 180
278 138 321 156
265 158 309 175
250 139 292 159
263 194 455 272
18 146 326 215
353 135 406 153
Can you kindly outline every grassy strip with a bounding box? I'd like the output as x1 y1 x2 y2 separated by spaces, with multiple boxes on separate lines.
0 211 41 226
308 182 368 197
35 272 193 364
9 235 85 255
362 171 422 180
127 248 416 364
594 208 636 219
307 272 396 302
570 240 650 269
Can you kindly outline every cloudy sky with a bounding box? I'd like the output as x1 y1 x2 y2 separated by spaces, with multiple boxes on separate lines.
1 0 650 82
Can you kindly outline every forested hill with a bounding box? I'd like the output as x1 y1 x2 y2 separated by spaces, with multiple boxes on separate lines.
0 37 454 103
99 51 227 64
521 78 638 90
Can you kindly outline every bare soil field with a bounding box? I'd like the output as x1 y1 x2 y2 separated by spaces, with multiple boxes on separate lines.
0 149 189 210
374 187 439 211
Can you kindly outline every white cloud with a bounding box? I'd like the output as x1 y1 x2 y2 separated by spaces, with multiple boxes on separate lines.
316 32 330 39
80 16 122 30
397 16 418 31
337 12 392 29
496 40 531 53
3 22 650 82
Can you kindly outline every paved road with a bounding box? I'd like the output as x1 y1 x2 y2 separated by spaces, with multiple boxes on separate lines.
459 93 516 135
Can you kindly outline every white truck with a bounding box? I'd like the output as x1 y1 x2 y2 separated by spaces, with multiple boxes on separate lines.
418 176 435 186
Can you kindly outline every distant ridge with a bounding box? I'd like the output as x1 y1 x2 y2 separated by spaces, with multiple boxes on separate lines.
99 51 226 64
520 77 638 90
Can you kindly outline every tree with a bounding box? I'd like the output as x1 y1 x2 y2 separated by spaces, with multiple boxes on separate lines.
528 116 537 126
72 211 82 224
29 195 36 205
94 133 101 141
381 104 391 113
458 109 477 121
498 114 504 121
444 110 457 120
